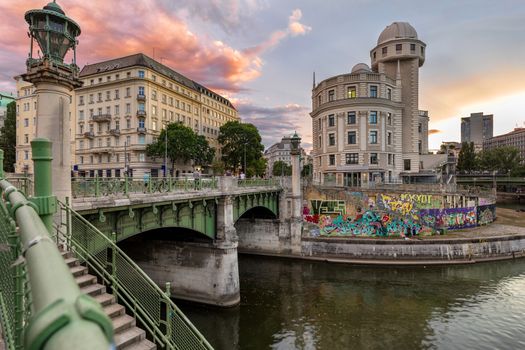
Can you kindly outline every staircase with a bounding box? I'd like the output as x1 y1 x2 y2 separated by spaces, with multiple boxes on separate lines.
62 251 156 350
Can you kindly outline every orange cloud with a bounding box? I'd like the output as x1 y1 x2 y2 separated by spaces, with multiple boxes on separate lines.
428 129 441 135
0 1 312 93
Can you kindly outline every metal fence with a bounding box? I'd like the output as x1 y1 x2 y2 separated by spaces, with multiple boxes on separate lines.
56 200 213 350
72 176 218 198
237 178 280 187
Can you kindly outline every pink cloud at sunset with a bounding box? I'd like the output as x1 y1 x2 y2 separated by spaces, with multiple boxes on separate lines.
0 0 311 94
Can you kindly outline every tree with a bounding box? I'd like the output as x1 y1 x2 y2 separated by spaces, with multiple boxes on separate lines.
456 142 477 173
249 158 267 177
0 101 16 172
272 160 292 176
478 146 524 176
146 122 214 175
211 160 225 175
218 121 264 172
301 163 313 178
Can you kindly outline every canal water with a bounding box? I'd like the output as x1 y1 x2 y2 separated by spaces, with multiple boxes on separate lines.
180 254 525 350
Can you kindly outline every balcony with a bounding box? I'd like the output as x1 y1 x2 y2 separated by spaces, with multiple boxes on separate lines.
109 128 120 136
93 114 111 122
137 94 146 102
137 110 146 117
137 127 147 134
83 131 95 139
92 147 111 154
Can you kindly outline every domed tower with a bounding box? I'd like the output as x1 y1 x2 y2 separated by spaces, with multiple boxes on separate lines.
370 22 426 172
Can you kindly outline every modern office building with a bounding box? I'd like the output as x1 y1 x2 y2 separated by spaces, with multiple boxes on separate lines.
483 128 525 162
14 53 238 177
0 92 15 130
311 22 428 186
461 112 493 152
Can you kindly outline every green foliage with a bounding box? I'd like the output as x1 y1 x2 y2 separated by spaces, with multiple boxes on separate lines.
477 146 524 176
0 102 16 172
146 122 214 173
272 160 292 176
249 158 267 178
456 142 477 173
218 121 264 171
301 163 313 178
211 159 225 175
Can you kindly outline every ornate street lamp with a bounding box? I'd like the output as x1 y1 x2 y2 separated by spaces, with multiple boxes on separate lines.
21 0 83 204
290 131 301 156
25 0 81 71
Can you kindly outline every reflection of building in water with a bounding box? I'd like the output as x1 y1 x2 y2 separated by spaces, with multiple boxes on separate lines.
311 22 435 187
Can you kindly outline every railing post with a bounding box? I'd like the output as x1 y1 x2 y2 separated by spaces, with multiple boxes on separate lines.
30 138 56 234
111 231 118 303
95 173 100 197
65 197 72 249
124 174 129 195
148 176 153 193
168 176 173 192
165 282 172 341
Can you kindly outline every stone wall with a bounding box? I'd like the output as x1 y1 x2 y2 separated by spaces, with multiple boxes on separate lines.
236 218 294 254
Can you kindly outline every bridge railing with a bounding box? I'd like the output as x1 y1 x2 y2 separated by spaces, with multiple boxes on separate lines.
237 178 281 187
0 177 113 348
72 175 218 198
56 199 214 350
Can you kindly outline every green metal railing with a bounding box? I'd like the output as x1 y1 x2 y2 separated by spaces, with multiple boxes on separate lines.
0 143 113 350
4 176 33 198
72 176 218 198
56 200 213 350
237 178 280 187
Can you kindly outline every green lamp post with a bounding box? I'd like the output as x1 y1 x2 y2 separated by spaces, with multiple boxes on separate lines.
22 0 83 204
25 0 81 71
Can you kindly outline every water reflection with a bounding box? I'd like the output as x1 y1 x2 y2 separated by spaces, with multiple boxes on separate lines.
179 255 525 350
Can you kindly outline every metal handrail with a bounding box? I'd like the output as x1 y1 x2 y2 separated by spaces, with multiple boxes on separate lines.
0 178 113 350
237 178 280 187
57 199 213 349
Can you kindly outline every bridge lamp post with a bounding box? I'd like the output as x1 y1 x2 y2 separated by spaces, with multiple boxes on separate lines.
290 131 301 216
22 0 83 203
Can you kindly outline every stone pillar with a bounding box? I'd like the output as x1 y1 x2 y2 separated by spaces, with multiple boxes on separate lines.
22 61 82 204
290 140 302 255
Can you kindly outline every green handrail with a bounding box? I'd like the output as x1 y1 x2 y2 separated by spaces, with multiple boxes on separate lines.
56 200 214 349
0 183 113 350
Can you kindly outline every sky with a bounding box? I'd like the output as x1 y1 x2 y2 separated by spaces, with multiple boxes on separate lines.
1 0 525 152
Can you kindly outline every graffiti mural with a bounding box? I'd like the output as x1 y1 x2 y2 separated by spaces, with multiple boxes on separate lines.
477 205 496 225
419 208 477 230
310 200 346 215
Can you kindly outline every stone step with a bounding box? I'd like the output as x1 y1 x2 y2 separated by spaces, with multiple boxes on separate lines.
64 257 79 267
112 314 136 333
121 339 157 350
80 283 106 297
104 303 125 318
70 265 88 277
94 292 115 307
60 250 71 259
75 274 97 288
114 327 146 350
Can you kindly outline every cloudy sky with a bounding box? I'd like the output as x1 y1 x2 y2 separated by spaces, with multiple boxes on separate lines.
1 0 525 151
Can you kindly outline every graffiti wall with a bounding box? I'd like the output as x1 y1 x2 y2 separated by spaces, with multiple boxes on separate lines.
304 190 496 237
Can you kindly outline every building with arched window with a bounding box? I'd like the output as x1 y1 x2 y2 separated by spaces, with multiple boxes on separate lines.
311 22 430 187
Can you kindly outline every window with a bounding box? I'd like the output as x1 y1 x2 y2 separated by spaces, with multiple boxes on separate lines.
373 51 376 60
115 120 120 130
370 86 378 98
419 140 422 154
387 88 392 100
89 94 94 103
138 70 145 78
24 151 29 160
369 111 377 124
369 131 378 144
318 135 322 148
396 44 402 52
126 119 131 129
410 43 416 53
347 131 356 144
152 90 157 100
79 124 84 134
125 88 131 97
126 136 131 145
370 153 378 164
387 132 392 145
138 135 145 144
328 133 335 146
106 138 111 147
24 118 29 127
388 154 392 165
152 75 156 82
138 119 145 128
162 94 167 104
346 153 358 165
106 91 111 101
328 114 335 127
152 105 157 116
404 159 411 171
139 153 145 162
97 93 102 102
115 89 120 99
329 154 335 166
328 90 335 102
347 112 356 124
24 134 29 143
138 103 145 112
79 110 84 120
382 47 387 56
421 46 425 55
347 86 356 99
126 103 131 114
79 96 84 105
80 156 84 164
115 105 119 115
387 113 392 125
106 106 111 115
152 120 157 131
418 123 422 133
318 95 322 106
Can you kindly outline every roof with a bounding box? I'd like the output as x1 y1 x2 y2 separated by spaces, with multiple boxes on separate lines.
377 22 418 45
79 53 235 109
351 63 371 73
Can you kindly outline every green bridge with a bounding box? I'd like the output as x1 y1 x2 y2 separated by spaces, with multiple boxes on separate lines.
0 142 284 349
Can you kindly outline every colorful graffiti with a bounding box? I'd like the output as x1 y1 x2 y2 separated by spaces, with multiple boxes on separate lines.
310 200 346 215
419 208 477 230
477 205 496 225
